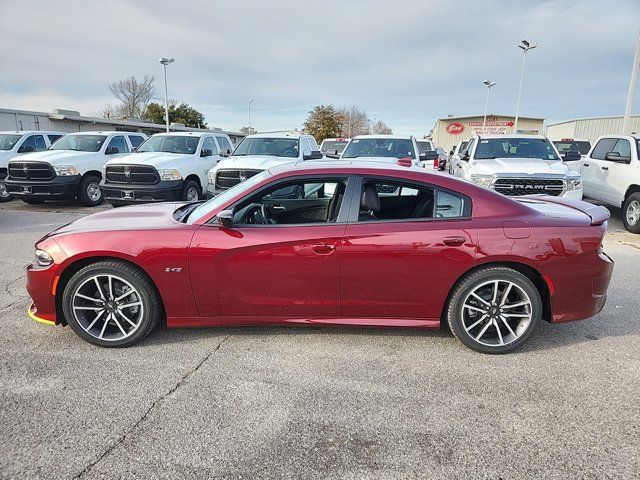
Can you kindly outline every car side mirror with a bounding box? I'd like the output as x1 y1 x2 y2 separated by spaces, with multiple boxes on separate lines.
419 150 439 161
105 146 120 155
218 148 231 157
201 148 213 157
217 209 234 228
449 150 454 155
303 150 323 160
326 153 340 159
561 151 581 162
462 151 470 161
605 152 630 163
18 145 35 153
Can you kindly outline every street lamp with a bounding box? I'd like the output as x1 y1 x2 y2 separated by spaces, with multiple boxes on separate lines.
159 57 174 132
514 40 537 132
248 98 254 133
482 80 496 133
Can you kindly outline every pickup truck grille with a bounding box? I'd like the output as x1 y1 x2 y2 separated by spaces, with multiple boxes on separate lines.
8 162 55 180
493 178 565 197
215 169 262 190
105 165 159 185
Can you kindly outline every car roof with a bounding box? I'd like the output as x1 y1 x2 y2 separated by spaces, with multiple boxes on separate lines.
268 160 425 176
352 134 413 140
476 134 547 140
0 130 66 135
67 131 144 136
247 132 308 139
150 132 212 138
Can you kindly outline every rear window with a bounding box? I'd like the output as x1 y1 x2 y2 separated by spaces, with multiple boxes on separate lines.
416 141 433 154
553 140 591 155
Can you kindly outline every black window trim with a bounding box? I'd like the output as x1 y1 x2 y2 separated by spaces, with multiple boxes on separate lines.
347 175 473 224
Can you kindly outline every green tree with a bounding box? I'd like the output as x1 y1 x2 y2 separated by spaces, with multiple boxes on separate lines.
303 105 341 144
143 101 207 129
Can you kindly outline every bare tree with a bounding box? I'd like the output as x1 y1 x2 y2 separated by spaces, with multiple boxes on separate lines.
337 105 370 137
106 75 156 120
371 119 393 134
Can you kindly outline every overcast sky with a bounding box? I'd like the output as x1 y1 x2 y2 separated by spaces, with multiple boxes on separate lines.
1 0 639 135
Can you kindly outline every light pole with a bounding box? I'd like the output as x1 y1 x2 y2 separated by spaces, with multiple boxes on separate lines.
159 57 174 132
514 40 537 132
482 80 496 133
622 31 640 133
248 98 254 133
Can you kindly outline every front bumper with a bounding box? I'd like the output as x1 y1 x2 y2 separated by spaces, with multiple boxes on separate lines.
101 179 183 205
5 175 80 201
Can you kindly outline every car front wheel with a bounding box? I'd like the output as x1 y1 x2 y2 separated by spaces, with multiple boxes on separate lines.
62 260 162 347
78 174 104 206
623 192 640 234
446 267 542 354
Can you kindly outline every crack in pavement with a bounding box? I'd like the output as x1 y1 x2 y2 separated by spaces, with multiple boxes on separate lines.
73 329 237 479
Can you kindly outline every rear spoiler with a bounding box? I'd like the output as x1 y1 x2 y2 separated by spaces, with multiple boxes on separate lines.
526 195 610 225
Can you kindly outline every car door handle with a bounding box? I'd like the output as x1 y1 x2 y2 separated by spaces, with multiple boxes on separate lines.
312 244 335 255
601 166 608 170
583 163 590 167
273 205 286 210
443 236 466 247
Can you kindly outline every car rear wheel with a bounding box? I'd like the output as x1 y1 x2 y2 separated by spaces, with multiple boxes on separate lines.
78 174 103 207
182 179 200 202
622 193 640 234
62 260 162 347
446 267 542 354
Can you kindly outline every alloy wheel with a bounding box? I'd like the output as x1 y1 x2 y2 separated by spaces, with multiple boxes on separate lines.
87 181 102 202
460 279 533 347
626 199 640 226
71 274 144 341
186 186 199 202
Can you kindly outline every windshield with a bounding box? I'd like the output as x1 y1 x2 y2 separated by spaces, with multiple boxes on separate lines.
50 134 107 152
342 138 416 159
187 170 272 223
0 134 22 151
233 137 299 158
552 140 591 155
137 135 200 154
321 140 349 153
474 138 560 161
416 141 433 154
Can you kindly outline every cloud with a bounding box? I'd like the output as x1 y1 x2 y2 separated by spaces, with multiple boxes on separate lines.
0 0 638 136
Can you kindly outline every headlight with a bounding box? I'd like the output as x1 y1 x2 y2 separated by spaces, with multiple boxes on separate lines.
566 177 582 190
157 169 182 181
53 165 79 176
35 249 53 267
470 174 494 188
208 170 216 184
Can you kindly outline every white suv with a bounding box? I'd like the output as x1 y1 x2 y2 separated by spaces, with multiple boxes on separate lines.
5 131 146 206
102 132 234 206
206 132 322 197
451 134 582 199
0 131 66 202
579 134 640 233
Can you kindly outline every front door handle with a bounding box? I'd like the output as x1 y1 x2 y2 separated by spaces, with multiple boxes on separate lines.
312 244 335 255
443 236 466 247
601 166 609 170
583 163 590 167
273 205 286 210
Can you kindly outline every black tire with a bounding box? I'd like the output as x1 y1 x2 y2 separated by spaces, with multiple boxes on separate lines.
78 174 104 207
622 192 640 234
446 266 542 354
62 260 163 347
181 179 201 202
21 198 45 205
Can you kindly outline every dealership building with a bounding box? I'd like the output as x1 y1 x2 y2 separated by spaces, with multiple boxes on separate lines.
0 107 245 144
545 115 640 142
429 114 545 152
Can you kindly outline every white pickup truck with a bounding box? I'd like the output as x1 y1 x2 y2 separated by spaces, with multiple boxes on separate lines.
5 131 146 206
206 132 323 197
451 134 583 199
340 135 439 167
572 134 640 233
0 130 66 202
102 132 234 206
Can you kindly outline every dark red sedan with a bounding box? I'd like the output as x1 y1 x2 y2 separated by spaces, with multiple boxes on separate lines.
26 162 613 353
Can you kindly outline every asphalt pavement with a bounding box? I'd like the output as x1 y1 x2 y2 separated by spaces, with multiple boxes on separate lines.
0 199 638 479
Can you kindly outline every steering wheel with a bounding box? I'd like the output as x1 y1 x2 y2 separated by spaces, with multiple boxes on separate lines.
239 203 277 225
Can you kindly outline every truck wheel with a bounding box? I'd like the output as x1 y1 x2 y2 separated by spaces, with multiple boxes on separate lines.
78 174 104 207
623 192 640 234
181 180 200 202
0 180 12 202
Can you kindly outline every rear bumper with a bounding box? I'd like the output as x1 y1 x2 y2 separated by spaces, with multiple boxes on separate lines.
5 175 80 201
101 180 183 205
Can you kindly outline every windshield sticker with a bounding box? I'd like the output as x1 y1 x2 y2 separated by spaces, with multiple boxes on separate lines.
548 154 555 159
352 139 359 143
480 140 489 143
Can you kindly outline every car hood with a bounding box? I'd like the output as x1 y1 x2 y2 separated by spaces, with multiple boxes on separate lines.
49 202 187 236
106 151 192 170
214 155 298 171
470 157 574 176
12 150 98 166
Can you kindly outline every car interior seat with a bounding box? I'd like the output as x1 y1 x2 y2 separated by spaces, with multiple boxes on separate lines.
359 183 381 221
327 182 346 221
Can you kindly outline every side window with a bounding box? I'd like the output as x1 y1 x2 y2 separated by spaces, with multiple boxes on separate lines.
20 135 37 150
106 136 129 154
128 135 145 149
463 139 474 158
217 136 233 153
33 135 46 151
202 136 217 154
436 190 465 218
610 139 631 161
47 134 63 145
302 138 312 156
307 136 319 151
234 178 348 225
590 138 617 160
358 179 435 221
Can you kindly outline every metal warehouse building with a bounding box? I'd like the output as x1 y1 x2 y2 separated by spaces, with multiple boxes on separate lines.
545 115 640 143
430 114 544 152
0 107 245 144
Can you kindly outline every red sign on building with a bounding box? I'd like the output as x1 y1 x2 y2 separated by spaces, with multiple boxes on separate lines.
447 122 464 135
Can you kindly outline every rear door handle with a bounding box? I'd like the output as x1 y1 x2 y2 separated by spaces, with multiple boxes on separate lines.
443 236 466 247
601 166 608 170
583 163 590 167
312 244 335 255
